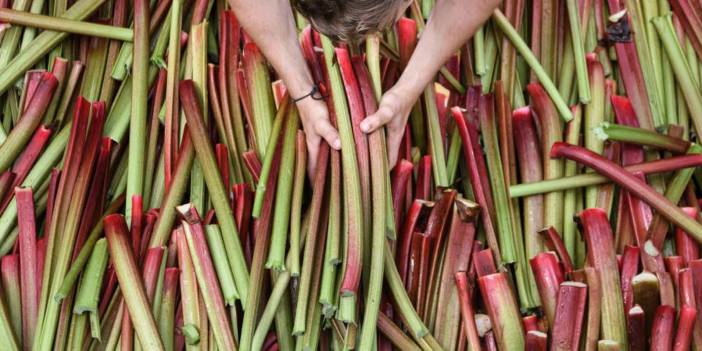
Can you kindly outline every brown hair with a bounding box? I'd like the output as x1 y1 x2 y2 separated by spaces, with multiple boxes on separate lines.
292 0 408 41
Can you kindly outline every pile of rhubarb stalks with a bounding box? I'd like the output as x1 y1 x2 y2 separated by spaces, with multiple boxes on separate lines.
2 0 702 349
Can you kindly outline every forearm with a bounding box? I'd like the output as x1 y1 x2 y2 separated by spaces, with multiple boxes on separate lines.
396 0 501 97
229 0 313 97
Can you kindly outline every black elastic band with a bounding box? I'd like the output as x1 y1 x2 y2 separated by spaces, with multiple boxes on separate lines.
292 85 326 103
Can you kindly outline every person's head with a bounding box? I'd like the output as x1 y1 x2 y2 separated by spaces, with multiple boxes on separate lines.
292 0 411 42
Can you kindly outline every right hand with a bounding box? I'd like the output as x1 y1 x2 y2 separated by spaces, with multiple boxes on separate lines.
296 96 341 176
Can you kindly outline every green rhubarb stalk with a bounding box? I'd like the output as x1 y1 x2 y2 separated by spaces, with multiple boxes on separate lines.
566 0 591 103
243 43 276 157
126 0 150 220
204 225 239 305
562 105 583 261
0 0 106 94
0 9 132 41
492 9 573 122
104 215 164 350
0 279 19 350
584 55 605 209
252 98 289 218
175 228 203 350
653 15 702 139
180 80 250 304
288 131 306 277
266 105 298 270
595 122 691 153
189 22 209 214
73 238 109 340
158 268 178 351
642 0 665 123
424 85 449 187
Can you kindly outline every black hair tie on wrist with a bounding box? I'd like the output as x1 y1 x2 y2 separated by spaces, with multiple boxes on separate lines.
293 84 327 103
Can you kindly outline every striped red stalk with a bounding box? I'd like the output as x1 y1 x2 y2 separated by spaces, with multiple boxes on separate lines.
215 144 230 189
650 305 675 351
526 331 547 351
434 199 478 349
2 125 51 204
583 267 601 351
414 155 432 201
141 247 164 304
0 172 14 203
673 305 697 351
242 150 262 183
538 226 573 274
523 315 540 333
421 189 457 320
16 187 38 347
232 183 253 263
657 271 676 308
397 199 433 286
473 249 498 278
391 160 413 232
689 259 702 348
604 1 655 129
552 142 702 244
664 256 684 286
669 0 702 59
452 106 501 263
620 245 640 312
550 282 587 351
675 207 700 266
530 252 564 327
1 254 20 345
627 305 646 351
129 195 144 257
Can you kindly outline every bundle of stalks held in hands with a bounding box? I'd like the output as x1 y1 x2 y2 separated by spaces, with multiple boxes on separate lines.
1 0 702 350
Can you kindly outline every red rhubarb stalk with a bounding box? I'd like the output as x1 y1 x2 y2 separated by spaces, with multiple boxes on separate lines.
675 207 700 266
530 252 564 327
16 187 37 347
550 282 587 351
650 305 675 351
552 142 702 244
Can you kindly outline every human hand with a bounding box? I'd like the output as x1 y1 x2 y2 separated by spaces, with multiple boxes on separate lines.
359 86 415 168
296 96 341 175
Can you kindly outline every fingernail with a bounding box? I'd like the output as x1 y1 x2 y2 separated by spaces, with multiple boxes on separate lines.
360 122 369 133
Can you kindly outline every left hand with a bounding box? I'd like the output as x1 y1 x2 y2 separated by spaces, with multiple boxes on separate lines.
360 85 415 168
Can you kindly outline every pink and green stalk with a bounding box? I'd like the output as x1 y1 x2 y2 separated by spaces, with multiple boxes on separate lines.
103 214 163 350
175 227 203 348
157 267 177 351
0 73 57 173
320 35 364 298
552 142 702 244
577 208 628 348
180 80 249 302
178 204 237 350
583 267 601 351
396 199 433 285
584 54 605 209
478 272 525 350
511 153 702 197
2 254 21 345
527 83 564 235
513 106 545 261
242 43 276 157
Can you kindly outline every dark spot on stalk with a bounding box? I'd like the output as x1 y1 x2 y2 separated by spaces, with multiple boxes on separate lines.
605 17 632 44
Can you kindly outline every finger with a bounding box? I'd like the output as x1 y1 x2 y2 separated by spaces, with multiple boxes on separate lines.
314 119 341 150
306 134 321 178
386 121 405 169
360 105 395 133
